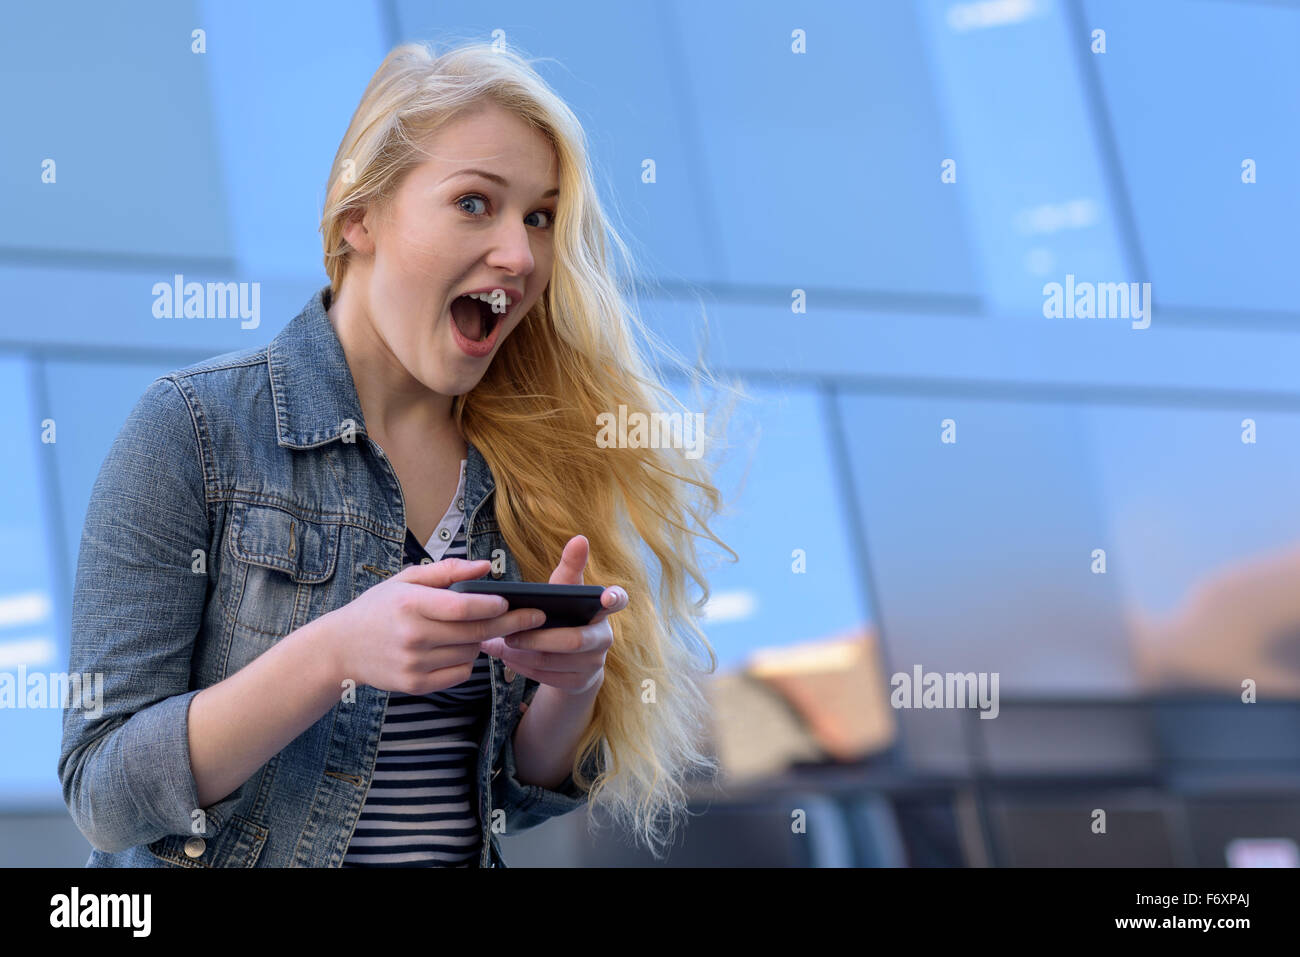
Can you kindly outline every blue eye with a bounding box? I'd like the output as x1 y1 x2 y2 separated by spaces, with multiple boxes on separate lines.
457 195 488 216
456 194 555 229
526 209 555 229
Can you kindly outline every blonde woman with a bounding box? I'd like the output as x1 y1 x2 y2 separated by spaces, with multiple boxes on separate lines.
59 40 734 867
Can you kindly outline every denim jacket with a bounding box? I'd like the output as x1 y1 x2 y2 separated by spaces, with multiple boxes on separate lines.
58 285 596 867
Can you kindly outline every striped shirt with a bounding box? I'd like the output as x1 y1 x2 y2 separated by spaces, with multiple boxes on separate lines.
343 459 493 867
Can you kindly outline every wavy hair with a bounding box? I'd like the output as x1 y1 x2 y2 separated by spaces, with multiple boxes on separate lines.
319 38 742 857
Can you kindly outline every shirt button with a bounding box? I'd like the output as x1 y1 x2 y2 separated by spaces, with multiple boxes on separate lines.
438 527 451 541
420 556 433 564
456 497 464 512
183 837 206 858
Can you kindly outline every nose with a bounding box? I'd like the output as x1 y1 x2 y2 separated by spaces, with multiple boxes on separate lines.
486 217 535 278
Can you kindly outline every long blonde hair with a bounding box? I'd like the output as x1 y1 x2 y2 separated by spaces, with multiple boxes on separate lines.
320 38 741 856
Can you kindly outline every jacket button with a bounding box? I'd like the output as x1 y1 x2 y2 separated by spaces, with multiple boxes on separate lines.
456 497 464 512
438 527 451 541
503 666 515 683
183 837 206 858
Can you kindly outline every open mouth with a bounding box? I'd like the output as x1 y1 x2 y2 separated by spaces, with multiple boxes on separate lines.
450 294 508 342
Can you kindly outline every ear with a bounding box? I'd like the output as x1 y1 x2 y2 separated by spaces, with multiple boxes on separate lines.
341 207 376 255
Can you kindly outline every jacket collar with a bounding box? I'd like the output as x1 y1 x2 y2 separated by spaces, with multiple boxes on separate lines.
268 285 496 504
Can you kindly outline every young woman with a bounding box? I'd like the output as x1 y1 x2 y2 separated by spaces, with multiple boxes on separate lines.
58 40 733 867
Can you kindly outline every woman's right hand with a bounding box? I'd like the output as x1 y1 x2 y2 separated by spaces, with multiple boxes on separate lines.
324 558 545 695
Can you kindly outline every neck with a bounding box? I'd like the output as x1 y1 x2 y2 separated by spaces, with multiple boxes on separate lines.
326 280 461 449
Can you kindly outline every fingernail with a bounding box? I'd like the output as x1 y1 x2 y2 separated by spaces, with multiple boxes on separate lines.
530 611 546 627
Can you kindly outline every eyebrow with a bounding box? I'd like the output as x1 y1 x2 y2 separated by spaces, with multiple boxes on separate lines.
442 168 559 198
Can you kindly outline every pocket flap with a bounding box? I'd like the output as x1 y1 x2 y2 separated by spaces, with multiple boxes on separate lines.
228 501 340 583
148 813 269 868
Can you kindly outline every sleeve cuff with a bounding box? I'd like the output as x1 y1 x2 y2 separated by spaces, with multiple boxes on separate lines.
491 725 594 834
65 689 251 852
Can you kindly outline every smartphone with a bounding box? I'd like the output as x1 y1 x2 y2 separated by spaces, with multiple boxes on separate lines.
448 580 607 629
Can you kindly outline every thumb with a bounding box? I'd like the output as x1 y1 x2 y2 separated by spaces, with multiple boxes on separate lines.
399 557 492 589
549 535 588 586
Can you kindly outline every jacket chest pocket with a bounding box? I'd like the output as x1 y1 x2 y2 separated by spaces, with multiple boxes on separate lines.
223 501 342 667
468 520 519 581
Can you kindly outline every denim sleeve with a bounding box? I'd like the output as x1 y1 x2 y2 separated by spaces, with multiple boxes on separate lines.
57 375 214 854
491 679 603 834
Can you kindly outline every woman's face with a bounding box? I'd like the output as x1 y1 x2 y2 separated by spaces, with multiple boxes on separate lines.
344 101 560 398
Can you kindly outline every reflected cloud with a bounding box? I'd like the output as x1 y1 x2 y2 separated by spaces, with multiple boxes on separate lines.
0 637 56 669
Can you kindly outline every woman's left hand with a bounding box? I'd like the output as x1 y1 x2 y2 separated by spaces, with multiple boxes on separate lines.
479 535 626 696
